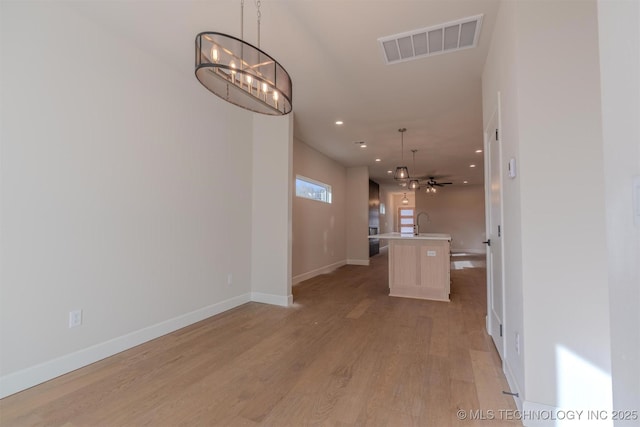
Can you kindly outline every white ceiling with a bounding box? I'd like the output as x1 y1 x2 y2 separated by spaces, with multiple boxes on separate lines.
70 0 500 188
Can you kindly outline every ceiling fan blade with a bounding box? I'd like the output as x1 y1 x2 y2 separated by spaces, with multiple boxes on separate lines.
440 182 453 185
434 183 445 187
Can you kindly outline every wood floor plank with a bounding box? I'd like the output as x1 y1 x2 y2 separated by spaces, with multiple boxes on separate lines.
345 297 375 319
0 251 520 426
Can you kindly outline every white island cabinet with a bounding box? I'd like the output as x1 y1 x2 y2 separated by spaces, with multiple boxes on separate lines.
372 233 451 302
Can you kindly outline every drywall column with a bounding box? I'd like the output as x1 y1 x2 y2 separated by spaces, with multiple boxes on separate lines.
346 166 369 265
483 0 616 419
598 0 640 419
516 0 613 415
251 114 293 306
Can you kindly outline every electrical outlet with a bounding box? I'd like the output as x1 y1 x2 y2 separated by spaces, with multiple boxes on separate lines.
227 273 233 286
515 332 520 355
69 309 82 328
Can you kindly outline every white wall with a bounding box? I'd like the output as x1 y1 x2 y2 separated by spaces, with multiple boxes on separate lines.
415 185 485 253
482 0 526 406
292 139 346 283
483 0 618 419
0 1 291 397
251 114 293 306
346 166 369 265
597 0 640 420
517 1 612 410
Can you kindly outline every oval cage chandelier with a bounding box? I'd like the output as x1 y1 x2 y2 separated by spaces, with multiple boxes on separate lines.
195 0 292 115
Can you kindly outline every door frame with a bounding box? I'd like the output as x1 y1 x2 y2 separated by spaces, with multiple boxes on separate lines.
484 94 507 361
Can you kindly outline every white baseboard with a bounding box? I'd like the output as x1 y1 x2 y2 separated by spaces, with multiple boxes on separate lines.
251 292 292 307
347 259 370 266
503 359 523 412
0 293 251 399
292 260 346 285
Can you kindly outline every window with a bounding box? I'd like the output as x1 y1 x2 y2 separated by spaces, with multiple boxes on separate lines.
295 175 332 203
398 207 415 233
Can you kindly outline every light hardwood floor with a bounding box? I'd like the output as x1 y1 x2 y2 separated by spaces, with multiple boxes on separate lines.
0 249 520 426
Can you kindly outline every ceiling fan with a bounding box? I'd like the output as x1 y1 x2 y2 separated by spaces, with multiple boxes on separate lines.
414 176 453 193
422 176 453 187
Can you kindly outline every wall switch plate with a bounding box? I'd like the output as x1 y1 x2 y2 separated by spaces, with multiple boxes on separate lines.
634 175 640 226
69 309 82 328
507 158 517 178
427 250 436 257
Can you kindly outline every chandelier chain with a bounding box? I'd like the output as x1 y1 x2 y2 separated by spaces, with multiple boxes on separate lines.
240 0 245 41
256 0 261 48
399 128 406 162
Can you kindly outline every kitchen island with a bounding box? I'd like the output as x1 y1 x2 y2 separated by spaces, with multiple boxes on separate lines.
372 232 451 302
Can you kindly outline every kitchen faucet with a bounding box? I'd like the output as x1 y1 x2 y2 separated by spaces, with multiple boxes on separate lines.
414 211 430 236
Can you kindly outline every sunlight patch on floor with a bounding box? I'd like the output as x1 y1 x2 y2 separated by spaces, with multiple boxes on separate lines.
451 253 486 270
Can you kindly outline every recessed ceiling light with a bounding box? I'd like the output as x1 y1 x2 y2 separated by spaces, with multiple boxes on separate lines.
475 149 483 153
375 158 381 162
387 170 393 174
470 164 476 168
359 142 367 148
335 120 344 125
463 180 468 184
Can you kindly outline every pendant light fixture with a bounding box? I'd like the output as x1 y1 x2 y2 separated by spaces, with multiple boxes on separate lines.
408 149 420 190
393 128 409 181
195 0 292 115
401 193 409 205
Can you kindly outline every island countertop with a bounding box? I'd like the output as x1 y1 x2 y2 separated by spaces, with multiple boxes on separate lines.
369 232 451 241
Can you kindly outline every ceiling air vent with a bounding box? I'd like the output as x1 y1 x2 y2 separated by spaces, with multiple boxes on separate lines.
379 14 483 65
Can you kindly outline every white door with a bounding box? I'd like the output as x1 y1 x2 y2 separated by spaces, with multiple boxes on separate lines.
484 102 505 360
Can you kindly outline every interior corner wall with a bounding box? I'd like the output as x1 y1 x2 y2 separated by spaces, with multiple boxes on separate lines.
483 0 614 417
292 139 347 283
597 0 640 417
0 2 255 397
346 166 369 265
251 114 293 306
414 185 485 253
481 0 525 407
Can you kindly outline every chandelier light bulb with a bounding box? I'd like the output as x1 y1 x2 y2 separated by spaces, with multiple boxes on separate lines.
211 47 219 63
229 60 237 85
